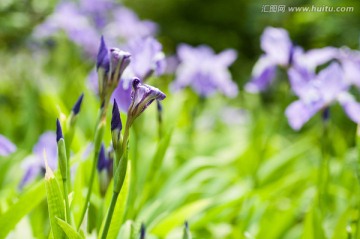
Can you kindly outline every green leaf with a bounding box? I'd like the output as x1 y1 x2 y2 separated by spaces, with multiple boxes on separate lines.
45 165 66 239
105 161 131 239
301 204 325 239
56 217 85 239
0 181 46 238
151 199 211 237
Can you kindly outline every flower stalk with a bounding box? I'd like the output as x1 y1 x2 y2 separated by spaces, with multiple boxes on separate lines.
100 79 166 239
56 119 71 225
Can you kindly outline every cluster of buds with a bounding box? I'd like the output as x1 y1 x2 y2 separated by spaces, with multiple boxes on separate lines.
97 36 131 114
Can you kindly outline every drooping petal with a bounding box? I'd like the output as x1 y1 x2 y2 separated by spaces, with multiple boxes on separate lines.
111 81 133 112
0 134 16 156
245 56 277 93
285 100 323 130
33 132 57 169
287 66 315 97
19 159 41 188
337 92 360 123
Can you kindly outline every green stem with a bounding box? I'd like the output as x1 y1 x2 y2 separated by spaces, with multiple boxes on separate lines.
318 120 329 211
354 125 360 239
76 110 106 230
101 125 130 238
63 179 71 225
100 191 119 239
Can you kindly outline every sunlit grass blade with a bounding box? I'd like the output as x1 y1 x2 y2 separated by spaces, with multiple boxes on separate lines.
151 199 211 237
0 182 45 238
45 164 66 239
56 217 85 239
101 162 131 239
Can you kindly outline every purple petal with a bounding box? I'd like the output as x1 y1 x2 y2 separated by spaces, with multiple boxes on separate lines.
0 134 16 156
125 37 165 79
316 62 347 102
261 27 292 66
216 49 237 66
245 56 277 93
111 80 133 112
33 132 57 170
285 100 322 130
173 44 237 97
338 93 360 123
287 66 315 97
293 47 338 72
110 7 157 40
19 159 41 188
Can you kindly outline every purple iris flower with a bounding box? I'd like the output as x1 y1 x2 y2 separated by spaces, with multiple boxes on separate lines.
34 2 100 56
20 132 57 188
125 37 166 80
245 27 339 93
110 37 166 112
171 44 238 98
245 27 292 93
285 62 360 130
34 0 157 57
107 8 157 42
0 134 16 156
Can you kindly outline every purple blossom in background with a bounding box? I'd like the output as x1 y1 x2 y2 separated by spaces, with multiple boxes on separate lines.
34 2 100 56
245 27 338 93
245 27 292 93
171 44 238 98
108 8 157 41
20 132 57 188
34 0 157 57
0 134 16 156
285 62 360 130
337 48 360 88
125 37 166 80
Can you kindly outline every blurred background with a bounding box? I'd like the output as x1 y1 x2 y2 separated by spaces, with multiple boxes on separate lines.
1 0 360 238
1 0 360 147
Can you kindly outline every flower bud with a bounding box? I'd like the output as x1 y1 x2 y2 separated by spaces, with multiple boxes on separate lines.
110 48 131 85
128 78 166 124
71 93 84 116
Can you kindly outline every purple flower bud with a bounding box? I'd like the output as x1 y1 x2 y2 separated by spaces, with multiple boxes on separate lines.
109 48 131 84
72 93 84 115
128 78 166 121
56 119 64 142
183 221 191 239
97 143 107 171
97 36 110 72
97 144 113 172
0 134 16 156
140 223 146 239
111 99 122 131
